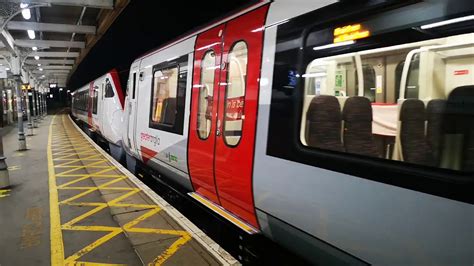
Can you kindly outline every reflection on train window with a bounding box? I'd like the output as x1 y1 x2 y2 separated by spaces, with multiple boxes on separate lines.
224 41 248 147
151 67 179 126
104 79 114 98
197 50 215 139
301 32 474 172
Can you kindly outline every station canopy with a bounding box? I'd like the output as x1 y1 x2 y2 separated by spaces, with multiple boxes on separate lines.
0 0 128 88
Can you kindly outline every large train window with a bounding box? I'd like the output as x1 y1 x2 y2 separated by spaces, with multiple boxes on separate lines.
151 67 178 125
197 50 215 139
299 19 474 172
223 41 248 147
149 55 188 135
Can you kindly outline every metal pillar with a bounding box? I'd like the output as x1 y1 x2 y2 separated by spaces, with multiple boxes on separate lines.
14 79 26 150
36 90 42 120
25 87 33 136
0 135 9 188
32 89 38 127
44 93 47 116
0 83 9 188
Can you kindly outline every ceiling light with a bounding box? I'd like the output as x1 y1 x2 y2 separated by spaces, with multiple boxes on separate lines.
20 3 29 8
38 68 43 71
21 8 31 20
313 40 355 51
421 15 474 29
5 68 10 71
32 46 37 51
27 30 35 39
37 63 41 67
34 55 40 60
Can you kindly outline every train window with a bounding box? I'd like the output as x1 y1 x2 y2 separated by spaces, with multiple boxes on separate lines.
149 55 188 134
298 20 474 172
223 41 248 147
104 79 114 98
132 72 136 99
92 86 98 114
197 50 215 139
151 67 178 125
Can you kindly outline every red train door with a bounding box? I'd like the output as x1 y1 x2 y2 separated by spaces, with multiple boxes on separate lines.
188 25 225 204
188 7 268 230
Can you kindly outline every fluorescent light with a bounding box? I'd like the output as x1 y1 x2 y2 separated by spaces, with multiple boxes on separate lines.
34 55 40 60
302 73 328 78
20 3 29 8
32 46 37 51
313 40 355 51
22 8 31 20
27 30 35 39
421 15 474 29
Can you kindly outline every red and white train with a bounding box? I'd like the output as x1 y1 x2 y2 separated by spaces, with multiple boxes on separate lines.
72 0 473 264
71 69 125 160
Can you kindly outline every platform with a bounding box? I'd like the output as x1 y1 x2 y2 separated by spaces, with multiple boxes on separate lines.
0 113 237 265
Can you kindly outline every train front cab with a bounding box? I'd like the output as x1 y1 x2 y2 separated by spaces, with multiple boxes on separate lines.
255 0 473 265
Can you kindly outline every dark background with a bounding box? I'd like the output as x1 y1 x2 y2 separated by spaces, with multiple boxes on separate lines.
67 0 256 90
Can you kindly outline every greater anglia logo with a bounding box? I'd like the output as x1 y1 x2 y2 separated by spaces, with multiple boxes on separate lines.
140 132 160 146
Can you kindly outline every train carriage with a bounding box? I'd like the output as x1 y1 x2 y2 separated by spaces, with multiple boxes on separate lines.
73 0 473 264
71 69 125 160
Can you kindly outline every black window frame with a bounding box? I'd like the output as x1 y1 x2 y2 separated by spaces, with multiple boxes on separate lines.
267 0 473 204
148 54 188 135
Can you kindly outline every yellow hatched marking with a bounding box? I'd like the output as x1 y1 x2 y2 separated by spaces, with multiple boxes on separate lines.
55 160 108 176
55 163 112 177
54 154 103 166
48 114 193 265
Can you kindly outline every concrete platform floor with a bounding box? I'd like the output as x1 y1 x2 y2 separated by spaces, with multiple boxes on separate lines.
0 114 236 266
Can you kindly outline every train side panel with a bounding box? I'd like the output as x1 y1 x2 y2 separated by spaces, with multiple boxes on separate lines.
253 0 473 264
126 38 196 190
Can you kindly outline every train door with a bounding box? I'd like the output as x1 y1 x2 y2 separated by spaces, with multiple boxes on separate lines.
188 6 268 229
127 67 139 155
97 80 104 131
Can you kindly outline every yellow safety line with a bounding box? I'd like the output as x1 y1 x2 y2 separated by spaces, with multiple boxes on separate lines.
48 115 65 265
150 234 192 265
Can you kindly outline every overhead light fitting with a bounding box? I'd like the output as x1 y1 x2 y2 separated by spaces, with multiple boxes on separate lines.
38 68 43 71
21 8 31 20
32 46 37 51
421 15 474 29
27 29 35 39
20 3 29 8
37 63 41 67
34 55 40 60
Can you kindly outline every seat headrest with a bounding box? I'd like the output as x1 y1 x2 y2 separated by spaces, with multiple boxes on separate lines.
426 99 446 115
342 96 372 122
400 99 425 121
307 95 341 121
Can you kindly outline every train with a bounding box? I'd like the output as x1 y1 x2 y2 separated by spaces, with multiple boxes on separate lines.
71 0 473 264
